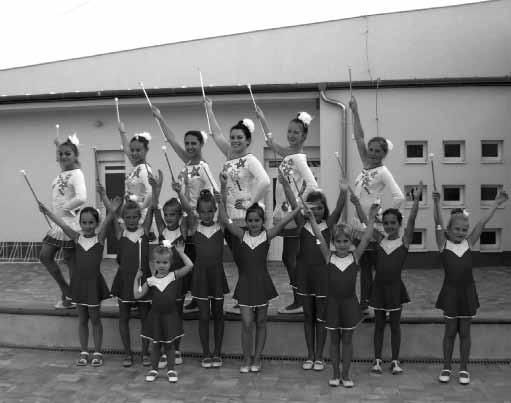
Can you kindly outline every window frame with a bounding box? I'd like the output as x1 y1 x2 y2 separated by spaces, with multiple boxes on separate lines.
442 140 466 164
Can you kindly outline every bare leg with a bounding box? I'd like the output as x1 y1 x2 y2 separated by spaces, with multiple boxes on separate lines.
89 306 103 353
77 305 89 351
253 306 269 365
240 306 254 366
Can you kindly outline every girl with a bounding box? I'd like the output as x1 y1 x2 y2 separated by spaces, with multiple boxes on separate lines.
38 190 121 367
308 203 379 387
433 189 508 385
359 182 424 374
176 187 229 368
281 173 348 371
110 198 154 367
255 106 319 314
118 121 153 220
151 106 217 313
40 135 87 309
204 98 270 225
135 242 193 383
150 171 188 367
349 96 404 314
217 172 301 373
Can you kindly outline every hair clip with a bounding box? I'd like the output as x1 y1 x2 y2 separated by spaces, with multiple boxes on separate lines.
200 130 209 143
242 118 255 134
162 240 172 248
133 132 152 142
297 111 313 126
68 133 80 146
385 138 394 151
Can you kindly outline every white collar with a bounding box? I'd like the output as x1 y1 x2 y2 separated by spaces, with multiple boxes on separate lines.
445 239 470 257
304 221 327 236
330 253 355 272
122 227 144 243
242 231 267 250
162 227 182 244
147 272 176 292
77 235 98 251
197 222 221 238
380 237 403 255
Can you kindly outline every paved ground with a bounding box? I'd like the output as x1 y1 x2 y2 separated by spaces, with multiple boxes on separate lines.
0 261 510 318
0 348 509 403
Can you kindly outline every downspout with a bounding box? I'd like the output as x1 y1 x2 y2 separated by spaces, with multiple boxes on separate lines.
318 84 348 220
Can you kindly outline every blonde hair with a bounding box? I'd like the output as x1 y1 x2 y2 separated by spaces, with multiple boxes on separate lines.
332 223 355 242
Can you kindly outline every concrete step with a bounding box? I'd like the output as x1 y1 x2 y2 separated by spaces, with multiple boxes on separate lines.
2 308 510 360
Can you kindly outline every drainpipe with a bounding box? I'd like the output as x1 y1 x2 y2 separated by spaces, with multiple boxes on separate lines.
318 84 348 220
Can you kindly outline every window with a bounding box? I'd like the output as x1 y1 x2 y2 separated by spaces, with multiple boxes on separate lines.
480 229 501 252
404 185 427 208
443 140 465 163
442 185 464 207
481 185 503 207
481 140 503 163
409 229 426 250
405 141 428 163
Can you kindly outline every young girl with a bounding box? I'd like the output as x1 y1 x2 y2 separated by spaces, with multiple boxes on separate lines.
217 172 301 372
281 174 347 371
110 199 154 367
349 96 404 314
150 171 188 367
433 189 508 385
177 188 229 368
356 182 423 374
40 135 87 309
39 190 121 366
308 203 379 387
255 106 319 314
135 242 193 383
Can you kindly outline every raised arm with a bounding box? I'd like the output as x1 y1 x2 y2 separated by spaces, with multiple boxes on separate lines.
292 154 319 199
204 98 230 158
432 190 446 250
62 169 87 212
151 106 189 163
380 166 405 210
467 190 508 248
403 181 423 248
149 170 165 234
98 196 123 243
304 208 330 262
172 240 194 279
349 96 368 166
279 169 305 228
172 181 193 217
118 120 136 166
255 105 291 157
38 203 80 241
353 204 378 262
327 181 348 228
267 206 301 240
215 189 244 239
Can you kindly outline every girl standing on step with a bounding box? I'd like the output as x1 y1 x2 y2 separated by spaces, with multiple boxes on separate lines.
38 188 121 367
255 106 319 315
175 187 229 368
349 96 404 315
357 182 424 375
281 174 348 372
135 242 193 384
433 189 508 385
217 172 301 373
308 203 379 388
110 197 154 368
40 135 87 309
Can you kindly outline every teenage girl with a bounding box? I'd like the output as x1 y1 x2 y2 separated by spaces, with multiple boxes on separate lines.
110 199 154 367
308 203 379 387
433 189 508 385
40 135 87 308
39 189 121 366
217 172 301 372
255 106 319 314
281 173 348 371
135 242 193 383
349 96 404 314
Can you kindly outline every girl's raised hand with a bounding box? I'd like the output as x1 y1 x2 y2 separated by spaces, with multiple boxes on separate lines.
118 120 126 134
368 203 380 220
412 181 424 201
151 105 163 120
204 97 213 111
213 190 222 204
171 181 182 194
348 96 358 113
432 190 441 202
110 196 123 212
96 182 106 196
38 201 49 215
219 171 228 186
495 190 509 206
174 239 185 254
255 105 265 121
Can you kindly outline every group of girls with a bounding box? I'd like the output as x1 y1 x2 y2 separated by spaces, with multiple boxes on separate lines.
36 95 508 387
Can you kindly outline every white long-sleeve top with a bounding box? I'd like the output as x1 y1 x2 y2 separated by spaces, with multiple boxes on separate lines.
273 153 318 226
353 165 404 218
178 161 218 209
51 168 87 230
125 163 153 212
222 153 270 221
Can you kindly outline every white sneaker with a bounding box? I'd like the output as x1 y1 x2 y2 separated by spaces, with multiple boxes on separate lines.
145 370 158 382
458 371 470 385
438 369 451 383
158 354 167 369
390 360 403 375
174 351 183 365
371 359 383 374
167 370 178 383
329 378 340 387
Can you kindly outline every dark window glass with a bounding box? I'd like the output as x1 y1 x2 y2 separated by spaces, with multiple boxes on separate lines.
406 144 423 158
411 231 423 244
480 231 496 245
482 143 499 157
443 187 460 201
481 186 498 201
444 143 461 158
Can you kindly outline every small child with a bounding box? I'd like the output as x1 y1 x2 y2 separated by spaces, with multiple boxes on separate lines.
176 187 229 368
135 241 193 383
433 189 508 385
39 190 121 366
353 182 424 374
217 172 301 372
308 203 379 388
110 198 154 367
